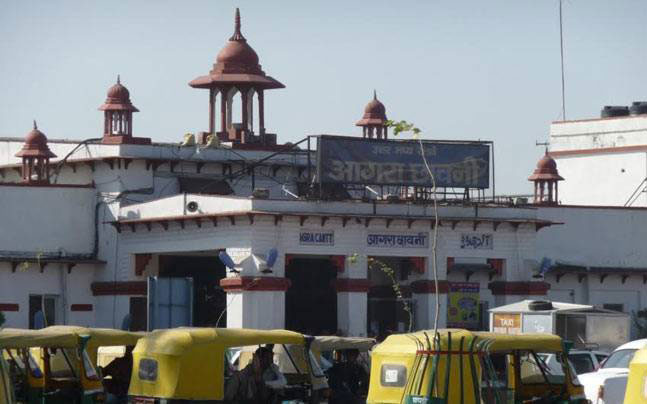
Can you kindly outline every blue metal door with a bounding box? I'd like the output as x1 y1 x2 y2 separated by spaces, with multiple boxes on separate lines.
147 276 194 330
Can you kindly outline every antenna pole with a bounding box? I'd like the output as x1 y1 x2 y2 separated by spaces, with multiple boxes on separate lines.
559 0 566 120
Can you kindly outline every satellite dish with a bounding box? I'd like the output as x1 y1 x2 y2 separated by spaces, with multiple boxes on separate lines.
533 257 553 278
218 251 236 270
266 248 278 268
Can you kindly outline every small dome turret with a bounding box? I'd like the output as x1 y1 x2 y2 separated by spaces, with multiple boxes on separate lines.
15 121 56 184
356 91 389 139
529 151 564 205
99 75 139 112
15 121 56 159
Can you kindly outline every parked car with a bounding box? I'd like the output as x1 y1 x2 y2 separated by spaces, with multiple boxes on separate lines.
577 338 647 404
539 350 609 375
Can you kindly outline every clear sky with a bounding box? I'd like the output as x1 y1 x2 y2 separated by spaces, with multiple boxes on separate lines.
1 0 646 193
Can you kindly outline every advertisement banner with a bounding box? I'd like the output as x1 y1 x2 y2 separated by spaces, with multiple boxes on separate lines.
447 282 480 329
317 135 490 188
492 313 522 335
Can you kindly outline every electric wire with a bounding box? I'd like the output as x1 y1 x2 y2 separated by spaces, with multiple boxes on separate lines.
50 138 102 184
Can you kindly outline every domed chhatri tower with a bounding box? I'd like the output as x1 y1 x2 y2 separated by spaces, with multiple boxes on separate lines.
528 151 564 205
356 90 388 140
15 121 57 184
98 76 150 145
189 8 284 146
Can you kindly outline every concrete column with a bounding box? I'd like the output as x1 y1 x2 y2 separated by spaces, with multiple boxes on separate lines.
336 254 369 336
241 91 249 132
209 88 215 134
413 292 448 330
220 89 227 133
258 90 265 135
226 95 233 129
226 289 286 329
337 291 368 336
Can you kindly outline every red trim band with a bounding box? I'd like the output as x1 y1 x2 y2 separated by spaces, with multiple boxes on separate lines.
220 277 291 292
91 281 147 296
550 145 647 158
0 303 19 312
70 304 93 312
332 278 371 293
410 280 449 294
0 183 94 189
488 281 550 296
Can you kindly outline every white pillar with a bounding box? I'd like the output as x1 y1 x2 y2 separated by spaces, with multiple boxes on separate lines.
226 289 285 329
336 254 369 336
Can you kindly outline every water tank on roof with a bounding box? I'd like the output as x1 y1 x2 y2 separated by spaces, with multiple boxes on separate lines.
629 101 647 116
601 106 630 118
528 300 553 311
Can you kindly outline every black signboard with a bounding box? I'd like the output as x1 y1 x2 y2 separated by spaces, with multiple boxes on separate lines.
317 136 490 188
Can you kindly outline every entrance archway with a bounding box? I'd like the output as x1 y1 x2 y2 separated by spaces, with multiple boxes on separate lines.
285 256 337 335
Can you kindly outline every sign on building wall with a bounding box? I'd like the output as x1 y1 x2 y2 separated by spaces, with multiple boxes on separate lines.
523 314 552 334
367 232 429 248
299 231 335 246
317 135 490 188
460 233 493 250
492 313 522 335
447 282 480 329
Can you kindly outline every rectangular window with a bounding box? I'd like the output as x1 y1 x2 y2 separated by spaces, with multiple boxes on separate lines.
28 295 59 329
568 353 595 374
603 304 624 313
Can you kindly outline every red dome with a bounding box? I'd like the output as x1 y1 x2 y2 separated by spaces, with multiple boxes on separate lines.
211 8 263 75
99 76 139 112
528 152 563 181
217 40 259 67
537 154 557 171
356 91 388 126
189 8 284 90
15 122 56 158
106 81 130 103
364 98 386 117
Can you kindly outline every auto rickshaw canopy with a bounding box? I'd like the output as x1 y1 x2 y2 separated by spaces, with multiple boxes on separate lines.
311 336 376 352
623 347 647 404
0 328 81 349
129 327 306 401
367 329 570 404
473 331 564 352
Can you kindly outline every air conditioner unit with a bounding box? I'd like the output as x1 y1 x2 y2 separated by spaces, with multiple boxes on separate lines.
252 188 270 199
385 194 401 203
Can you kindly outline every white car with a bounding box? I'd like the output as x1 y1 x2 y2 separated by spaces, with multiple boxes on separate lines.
539 350 609 375
577 338 647 404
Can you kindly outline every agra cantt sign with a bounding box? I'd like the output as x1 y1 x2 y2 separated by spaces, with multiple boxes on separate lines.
317 135 490 189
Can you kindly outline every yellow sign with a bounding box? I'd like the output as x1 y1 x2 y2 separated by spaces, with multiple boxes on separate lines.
447 282 480 329
493 313 521 334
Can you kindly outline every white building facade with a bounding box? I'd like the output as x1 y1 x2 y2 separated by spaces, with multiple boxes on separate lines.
3 8 647 342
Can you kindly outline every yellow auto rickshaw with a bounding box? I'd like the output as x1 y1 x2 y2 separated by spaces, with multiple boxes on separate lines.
0 326 143 404
311 336 376 402
623 347 647 404
0 352 17 404
0 327 103 404
238 335 376 401
128 327 316 403
366 329 587 404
